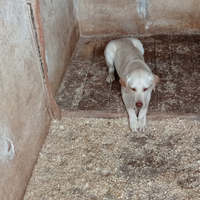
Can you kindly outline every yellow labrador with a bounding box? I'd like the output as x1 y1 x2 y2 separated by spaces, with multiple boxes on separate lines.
104 38 160 132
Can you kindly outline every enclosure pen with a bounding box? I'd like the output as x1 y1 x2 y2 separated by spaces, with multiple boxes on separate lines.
0 0 200 200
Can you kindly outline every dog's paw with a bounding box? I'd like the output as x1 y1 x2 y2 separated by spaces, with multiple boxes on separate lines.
106 75 115 83
130 121 139 132
138 119 146 132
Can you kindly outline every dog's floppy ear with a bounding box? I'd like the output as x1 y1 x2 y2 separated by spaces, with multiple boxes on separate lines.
119 77 129 93
152 74 160 92
119 77 126 87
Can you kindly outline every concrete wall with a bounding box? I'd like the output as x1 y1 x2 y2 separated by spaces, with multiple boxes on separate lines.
0 0 79 199
76 0 200 36
39 0 79 95
0 1 51 199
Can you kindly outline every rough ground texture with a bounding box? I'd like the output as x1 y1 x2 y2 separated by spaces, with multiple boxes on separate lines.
24 117 200 199
56 35 200 114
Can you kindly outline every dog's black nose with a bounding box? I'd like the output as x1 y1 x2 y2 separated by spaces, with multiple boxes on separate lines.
136 102 143 108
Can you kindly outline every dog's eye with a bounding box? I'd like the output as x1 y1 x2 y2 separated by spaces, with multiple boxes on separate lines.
131 88 136 92
143 88 148 92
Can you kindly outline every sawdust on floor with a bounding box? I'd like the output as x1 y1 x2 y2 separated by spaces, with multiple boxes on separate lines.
24 117 200 200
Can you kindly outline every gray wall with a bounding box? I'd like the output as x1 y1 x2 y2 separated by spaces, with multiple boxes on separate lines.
76 0 200 36
0 0 51 199
40 0 79 95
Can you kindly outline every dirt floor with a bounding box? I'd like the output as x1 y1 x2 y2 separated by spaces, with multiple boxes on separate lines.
24 117 200 200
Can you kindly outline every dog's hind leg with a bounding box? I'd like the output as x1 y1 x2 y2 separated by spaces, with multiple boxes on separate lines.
104 42 116 83
129 38 144 55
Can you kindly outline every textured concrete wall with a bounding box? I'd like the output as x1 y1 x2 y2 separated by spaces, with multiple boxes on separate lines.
39 0 79 95
76 0 200 36
147 0 200 34
0 0 51 199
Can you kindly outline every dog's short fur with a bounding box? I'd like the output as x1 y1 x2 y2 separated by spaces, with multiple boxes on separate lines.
104 38 160 132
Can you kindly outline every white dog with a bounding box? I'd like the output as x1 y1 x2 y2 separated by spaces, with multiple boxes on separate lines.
104 38 160 132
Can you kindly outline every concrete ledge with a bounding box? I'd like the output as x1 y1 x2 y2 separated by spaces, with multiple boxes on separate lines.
62 110 200 120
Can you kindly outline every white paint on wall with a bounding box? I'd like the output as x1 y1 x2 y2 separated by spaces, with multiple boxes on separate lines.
145 24 149 32
0 138 15 161
137 0 148 19
72 0 78 17
0 125 15 162
45 53 49 70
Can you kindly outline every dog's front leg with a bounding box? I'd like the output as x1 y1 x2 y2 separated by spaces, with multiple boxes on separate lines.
122 92 138 132
138 107 148 132
106 62 115 83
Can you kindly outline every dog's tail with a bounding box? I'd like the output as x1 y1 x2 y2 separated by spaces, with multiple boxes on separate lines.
129 38 144 55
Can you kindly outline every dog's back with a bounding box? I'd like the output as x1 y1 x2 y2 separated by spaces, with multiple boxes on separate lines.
104 38 145 78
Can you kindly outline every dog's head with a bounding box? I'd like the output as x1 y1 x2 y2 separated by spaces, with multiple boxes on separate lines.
119 69 160 108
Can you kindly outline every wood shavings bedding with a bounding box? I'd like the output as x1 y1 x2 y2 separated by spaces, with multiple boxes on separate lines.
24 117 200 200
